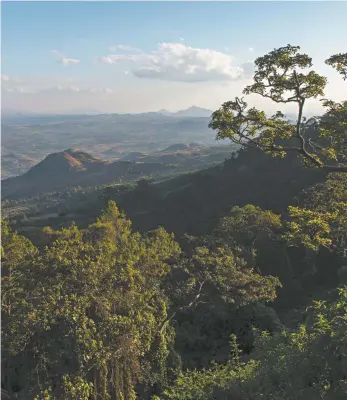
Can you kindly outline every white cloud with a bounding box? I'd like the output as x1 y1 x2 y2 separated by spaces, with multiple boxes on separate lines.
1 75 24 95
99 54 138 64
4 76 345 117
90 87 113 94
3 87 26 94
50 50 80 66
61 57 80 66
248 47 254 52
1 75 20 83
99 42 251 83
109 44 140 52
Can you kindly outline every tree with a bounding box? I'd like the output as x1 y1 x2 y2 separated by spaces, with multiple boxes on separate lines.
162 234 281 370
136 178 154 190
214 205 283 265
179 245 280 307
326 52 347 81
1 219 38 398
284 173 347 253
160 286 347 400
2 202 284 398
2 203 181 399
209 45 347 172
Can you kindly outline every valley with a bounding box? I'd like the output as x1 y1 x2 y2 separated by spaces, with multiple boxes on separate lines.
1 107 221 179
1 143 238 200
2 2 347 396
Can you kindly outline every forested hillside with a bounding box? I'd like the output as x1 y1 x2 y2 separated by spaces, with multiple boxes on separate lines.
2 145 237 200
2 45 347 400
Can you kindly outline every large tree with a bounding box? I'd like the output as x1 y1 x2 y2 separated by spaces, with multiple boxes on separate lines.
209 45 347 172
159 286 347 400
1 202 280 399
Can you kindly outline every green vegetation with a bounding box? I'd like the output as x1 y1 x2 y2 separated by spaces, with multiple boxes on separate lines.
161 286 347 400
210 45 347 172
2 145 236 200
1 45 347 399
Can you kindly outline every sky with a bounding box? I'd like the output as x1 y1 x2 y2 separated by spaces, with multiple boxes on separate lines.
1 1 347 115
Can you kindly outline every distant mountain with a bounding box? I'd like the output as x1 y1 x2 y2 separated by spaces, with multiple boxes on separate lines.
173 106 213 118
161 143 201 153
157 106 213 118
157 109 173 116
162 143 190 152
2 112 220 178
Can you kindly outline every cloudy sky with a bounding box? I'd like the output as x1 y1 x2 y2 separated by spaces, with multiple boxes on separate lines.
1 1 347 115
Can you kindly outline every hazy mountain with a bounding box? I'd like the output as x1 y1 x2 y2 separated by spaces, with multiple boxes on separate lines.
157 109 173 116
156 106 213 118
173 106 213 118
160 143 201 152
2 112 221 178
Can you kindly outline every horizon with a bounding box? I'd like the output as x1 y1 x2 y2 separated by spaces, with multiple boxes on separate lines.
1 104 213 116
1 105 307 120
2 1 347 115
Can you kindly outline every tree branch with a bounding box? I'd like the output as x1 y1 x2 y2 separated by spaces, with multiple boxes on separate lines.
158 281 205 334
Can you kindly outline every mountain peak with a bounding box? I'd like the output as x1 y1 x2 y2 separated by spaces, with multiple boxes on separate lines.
156 106 213 118
173 106 213 118
157 109 172 116
27 149 105 177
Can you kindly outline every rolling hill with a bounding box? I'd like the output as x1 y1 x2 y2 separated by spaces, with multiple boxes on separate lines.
1 149 176 199
1 144 237 200
1 110 221 179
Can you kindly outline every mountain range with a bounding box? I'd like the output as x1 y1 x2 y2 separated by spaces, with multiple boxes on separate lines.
1 106 213 119
1 105 304 180
2 144 237 200
1 149 174 199
157 106 213 118
1 108 221 179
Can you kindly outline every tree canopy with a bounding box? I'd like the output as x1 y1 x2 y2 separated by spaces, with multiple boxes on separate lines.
209 45 347 172
2 44 347 400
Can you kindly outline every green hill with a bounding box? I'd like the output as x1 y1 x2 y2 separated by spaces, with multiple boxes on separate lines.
1 149 175 199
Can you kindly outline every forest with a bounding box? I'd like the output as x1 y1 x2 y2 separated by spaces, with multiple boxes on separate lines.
1 45 347 400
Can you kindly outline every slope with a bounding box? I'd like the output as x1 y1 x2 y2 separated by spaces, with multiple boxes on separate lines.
1 149 176 199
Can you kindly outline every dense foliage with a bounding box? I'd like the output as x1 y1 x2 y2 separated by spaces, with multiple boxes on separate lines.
1 202 280 399
2 44 347 400
210 45 347 172
159 286 347 400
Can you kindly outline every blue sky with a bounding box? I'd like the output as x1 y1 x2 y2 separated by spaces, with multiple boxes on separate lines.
2 1 347 114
